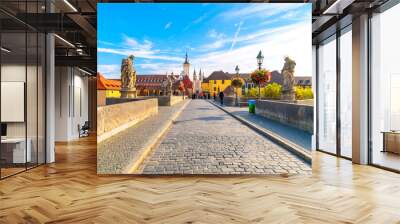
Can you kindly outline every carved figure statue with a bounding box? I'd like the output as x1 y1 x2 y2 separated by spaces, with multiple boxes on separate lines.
120 55 137 98
281 56 296 101
121 55 136 89
167 73 175 96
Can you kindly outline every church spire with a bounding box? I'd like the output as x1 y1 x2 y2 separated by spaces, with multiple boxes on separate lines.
184 51 189 64
193 68 197 80
199 69 202 81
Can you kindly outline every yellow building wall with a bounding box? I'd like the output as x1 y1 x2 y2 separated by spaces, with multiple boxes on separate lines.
203 79 245 97
209 80 232 96
201 82 209 93
106 90 121 98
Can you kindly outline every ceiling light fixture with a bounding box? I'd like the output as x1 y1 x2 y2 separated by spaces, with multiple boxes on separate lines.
323 0 355 15
78 67 92 76
1 47 11 53
54 34 75 48
63 0 78 12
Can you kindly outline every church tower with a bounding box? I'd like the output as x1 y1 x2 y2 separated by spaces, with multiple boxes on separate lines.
183 52 190 77
193 68 197 81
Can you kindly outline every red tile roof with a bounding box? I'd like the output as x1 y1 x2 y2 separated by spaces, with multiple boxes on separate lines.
97 73 121 90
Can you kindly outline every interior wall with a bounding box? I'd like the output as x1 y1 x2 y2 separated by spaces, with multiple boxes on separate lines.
1 64 39 139
55 66 89 141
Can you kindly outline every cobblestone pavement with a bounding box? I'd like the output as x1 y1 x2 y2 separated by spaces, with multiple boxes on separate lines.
142 100 311 175
97 100 188 174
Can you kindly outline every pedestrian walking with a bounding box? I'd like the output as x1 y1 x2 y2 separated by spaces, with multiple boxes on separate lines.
219 91 224 105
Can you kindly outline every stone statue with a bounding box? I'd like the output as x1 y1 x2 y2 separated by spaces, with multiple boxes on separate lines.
120 55 137 98
167 73 175 96
281 56 296 101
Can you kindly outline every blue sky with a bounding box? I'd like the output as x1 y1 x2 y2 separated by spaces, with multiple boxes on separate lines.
98 3 311 79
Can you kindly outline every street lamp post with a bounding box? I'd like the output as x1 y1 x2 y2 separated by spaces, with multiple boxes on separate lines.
256 50 264 99
256 50 264 70
234 65 240 106
235 65 240 75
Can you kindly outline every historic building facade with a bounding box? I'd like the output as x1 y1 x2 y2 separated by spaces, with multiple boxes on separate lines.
201 70 312 97
192 69 203 95
97 73 121 98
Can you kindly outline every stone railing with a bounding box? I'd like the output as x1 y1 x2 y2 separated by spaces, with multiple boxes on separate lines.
97 98 158 142
105 97 144 105
157 96 184 106
255 100 313 133
214 96 257 107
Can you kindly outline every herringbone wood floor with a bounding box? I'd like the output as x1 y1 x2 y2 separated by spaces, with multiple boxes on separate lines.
1 136 400 223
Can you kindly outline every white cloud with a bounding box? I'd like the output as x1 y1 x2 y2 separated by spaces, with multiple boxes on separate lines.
230 21 243 51
124 36 139 48
98 64 120 79
184 13 208 31
122 35 153 50
208 29 225 39
138 62 182 75
164 22 172 29
197 21 302 53
98 47 183 62
98 40 115 46
98 34 183 62
197 29 228 51
220 3 305 20
193 13 208 24
191 22 312 77
200 40 226 51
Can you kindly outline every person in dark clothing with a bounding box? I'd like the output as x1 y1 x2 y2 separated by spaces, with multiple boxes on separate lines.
219 91 224 105
213 93 216 101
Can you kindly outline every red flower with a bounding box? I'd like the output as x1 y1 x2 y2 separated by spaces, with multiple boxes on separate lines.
178 81 185 92
250 69 271 86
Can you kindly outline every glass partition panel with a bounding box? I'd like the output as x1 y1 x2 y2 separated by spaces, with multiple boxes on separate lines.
27 31 38 169
340 27 352 158
371 3 400 171
38 32 45 165
0 0 46 179
1 30 27 177
318 35 337 154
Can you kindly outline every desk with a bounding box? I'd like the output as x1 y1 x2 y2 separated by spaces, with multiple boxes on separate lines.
1 138 31 163
382 131 400 155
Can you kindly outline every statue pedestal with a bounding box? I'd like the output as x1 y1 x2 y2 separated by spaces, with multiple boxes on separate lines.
281 90 295 102
120 88 137 98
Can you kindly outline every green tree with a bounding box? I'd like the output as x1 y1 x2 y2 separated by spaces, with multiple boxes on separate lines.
249 88 259 97
264 83 282 99
295 86 314 100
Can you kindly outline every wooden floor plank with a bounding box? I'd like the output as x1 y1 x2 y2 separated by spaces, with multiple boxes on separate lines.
0 136 400 223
